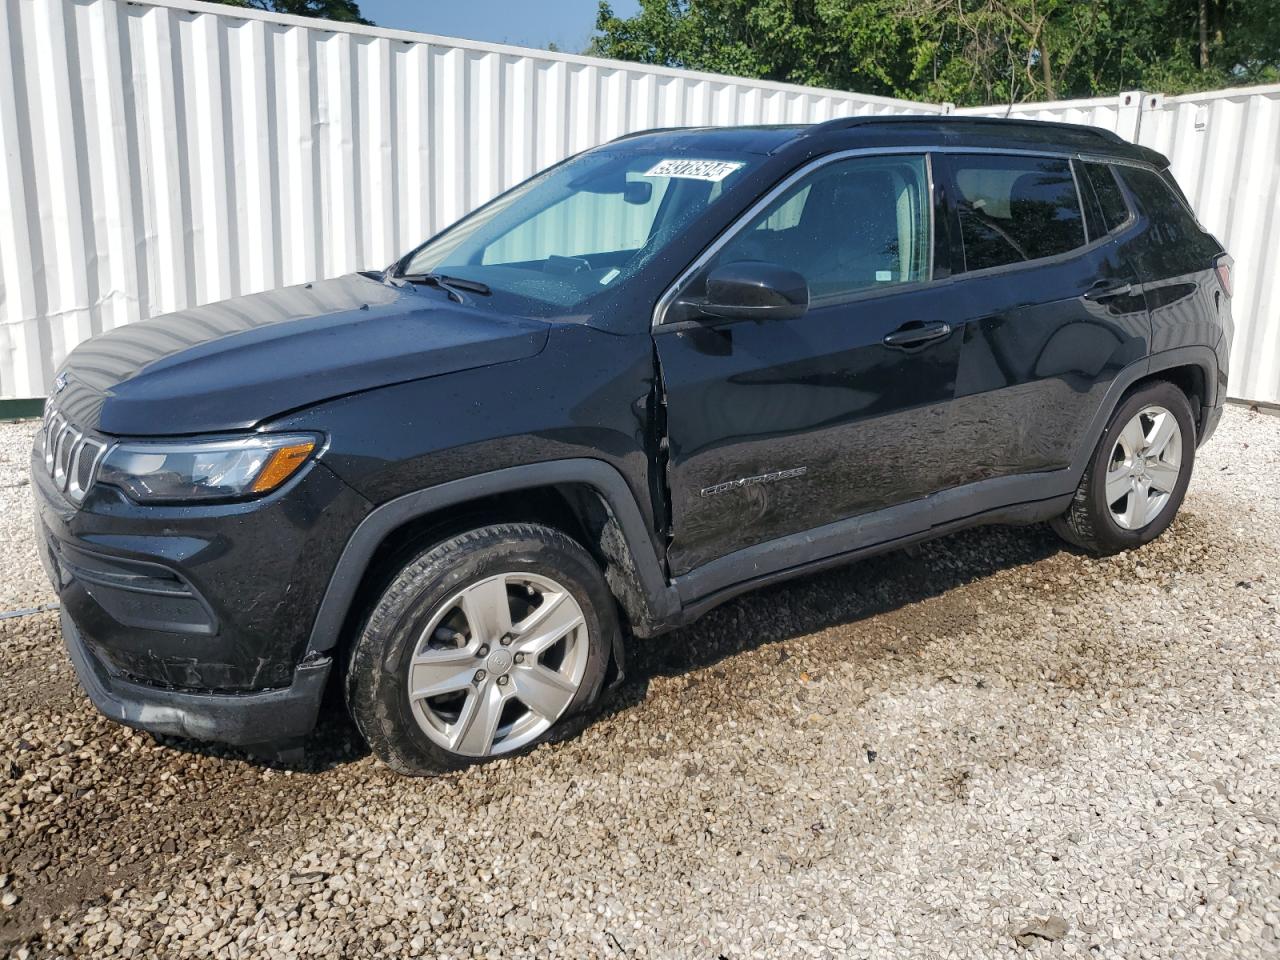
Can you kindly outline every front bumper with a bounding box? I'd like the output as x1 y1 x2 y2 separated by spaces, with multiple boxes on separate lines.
61 610 331 745
31 438 371 744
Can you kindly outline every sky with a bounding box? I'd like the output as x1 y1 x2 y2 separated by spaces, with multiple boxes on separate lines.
357 0 641 54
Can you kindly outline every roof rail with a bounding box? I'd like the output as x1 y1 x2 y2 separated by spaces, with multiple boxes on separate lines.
800 114 1128 146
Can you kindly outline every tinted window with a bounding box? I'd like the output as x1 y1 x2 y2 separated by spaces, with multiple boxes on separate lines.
949 155 1085 271
702 154 931 302
1117 166 1201 247
1080 161 1130 233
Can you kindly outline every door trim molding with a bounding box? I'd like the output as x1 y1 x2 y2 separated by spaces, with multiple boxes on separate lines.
672 470 1076 606
675 487 1075 621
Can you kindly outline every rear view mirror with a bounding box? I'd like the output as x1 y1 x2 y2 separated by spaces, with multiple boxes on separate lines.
693 261 809 323
623 180 653 205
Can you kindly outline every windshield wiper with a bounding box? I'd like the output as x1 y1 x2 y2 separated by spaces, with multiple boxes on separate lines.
398 272 491 302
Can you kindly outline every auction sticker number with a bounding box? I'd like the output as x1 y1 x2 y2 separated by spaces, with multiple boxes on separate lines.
644 158 744 182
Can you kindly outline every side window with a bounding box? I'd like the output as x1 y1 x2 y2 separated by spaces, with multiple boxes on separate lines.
947 154 1086 271
1116 166 1202 248
1080 161 1131 233
698 154 930 302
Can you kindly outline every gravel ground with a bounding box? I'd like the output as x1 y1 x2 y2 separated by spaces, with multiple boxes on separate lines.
0 407 1277 959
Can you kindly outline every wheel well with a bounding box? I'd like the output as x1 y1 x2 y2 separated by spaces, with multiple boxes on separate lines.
334 483 651 667
1132 364 1207 437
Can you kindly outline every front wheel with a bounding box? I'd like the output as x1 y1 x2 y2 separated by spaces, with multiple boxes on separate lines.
1051 381 1196 555
346 523 616 775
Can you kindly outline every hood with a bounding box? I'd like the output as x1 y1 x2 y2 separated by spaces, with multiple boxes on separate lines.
52 274 549 436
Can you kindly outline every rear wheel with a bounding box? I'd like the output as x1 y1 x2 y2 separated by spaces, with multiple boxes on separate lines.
346 523 616 775
1051 381 1195 555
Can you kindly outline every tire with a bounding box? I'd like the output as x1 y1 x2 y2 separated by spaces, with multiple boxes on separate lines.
1051 380 1196 555
346 523 617 776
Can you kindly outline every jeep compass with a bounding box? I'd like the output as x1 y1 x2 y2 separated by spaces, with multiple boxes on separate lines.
32 117 1233 774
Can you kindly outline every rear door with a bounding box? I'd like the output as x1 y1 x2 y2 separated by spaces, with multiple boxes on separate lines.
934 152 1151 508
654 151 965 582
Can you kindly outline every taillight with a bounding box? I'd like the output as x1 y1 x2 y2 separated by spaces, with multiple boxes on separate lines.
1214 256 1233 297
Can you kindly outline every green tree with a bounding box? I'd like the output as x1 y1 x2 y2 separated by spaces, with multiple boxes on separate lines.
208 0 371 25
590 0 930 95
590 0 1280 106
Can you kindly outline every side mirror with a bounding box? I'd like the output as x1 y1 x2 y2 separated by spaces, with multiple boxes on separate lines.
693 261 809 323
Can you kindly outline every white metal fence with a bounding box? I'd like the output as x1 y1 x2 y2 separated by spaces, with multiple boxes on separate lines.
0 0 939 399
1 0 1276 406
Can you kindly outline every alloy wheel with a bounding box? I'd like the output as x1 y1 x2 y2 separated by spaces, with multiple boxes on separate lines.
406 572 589 757
1105 404 1183 531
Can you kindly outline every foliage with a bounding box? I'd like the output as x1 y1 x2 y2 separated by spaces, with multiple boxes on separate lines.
590 0 1280 106
207 0 371 25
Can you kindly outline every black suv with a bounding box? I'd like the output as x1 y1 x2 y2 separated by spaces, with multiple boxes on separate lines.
32 117 1232 775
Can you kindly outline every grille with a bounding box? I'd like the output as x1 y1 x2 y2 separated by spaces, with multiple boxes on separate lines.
41 408 108 505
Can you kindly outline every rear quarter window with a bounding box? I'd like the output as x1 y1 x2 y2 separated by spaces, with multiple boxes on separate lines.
946 154 1086 271
1116 166 1203 248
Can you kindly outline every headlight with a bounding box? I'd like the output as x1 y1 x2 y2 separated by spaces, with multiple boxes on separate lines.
97 434 320 503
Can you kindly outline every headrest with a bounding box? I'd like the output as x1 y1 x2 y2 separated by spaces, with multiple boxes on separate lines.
800 170 898 229
1008 171 1056 208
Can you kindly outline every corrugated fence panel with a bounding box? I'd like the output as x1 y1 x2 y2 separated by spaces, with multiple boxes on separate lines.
2 0 1276 404
0 0 942 398
952 92 1147 140
1137 87 1280 408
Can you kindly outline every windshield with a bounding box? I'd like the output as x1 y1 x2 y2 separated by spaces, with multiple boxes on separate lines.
399 150 756 315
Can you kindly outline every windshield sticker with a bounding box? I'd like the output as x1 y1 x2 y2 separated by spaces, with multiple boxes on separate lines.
643 158 744 182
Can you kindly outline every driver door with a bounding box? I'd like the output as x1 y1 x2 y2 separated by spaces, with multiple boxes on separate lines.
654 152 965 585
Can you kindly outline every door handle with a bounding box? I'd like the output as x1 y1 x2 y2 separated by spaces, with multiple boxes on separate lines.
883 321 952 347
1083 280 1134 301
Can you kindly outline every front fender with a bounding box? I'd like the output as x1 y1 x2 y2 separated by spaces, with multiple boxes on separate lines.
304 459 679 657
